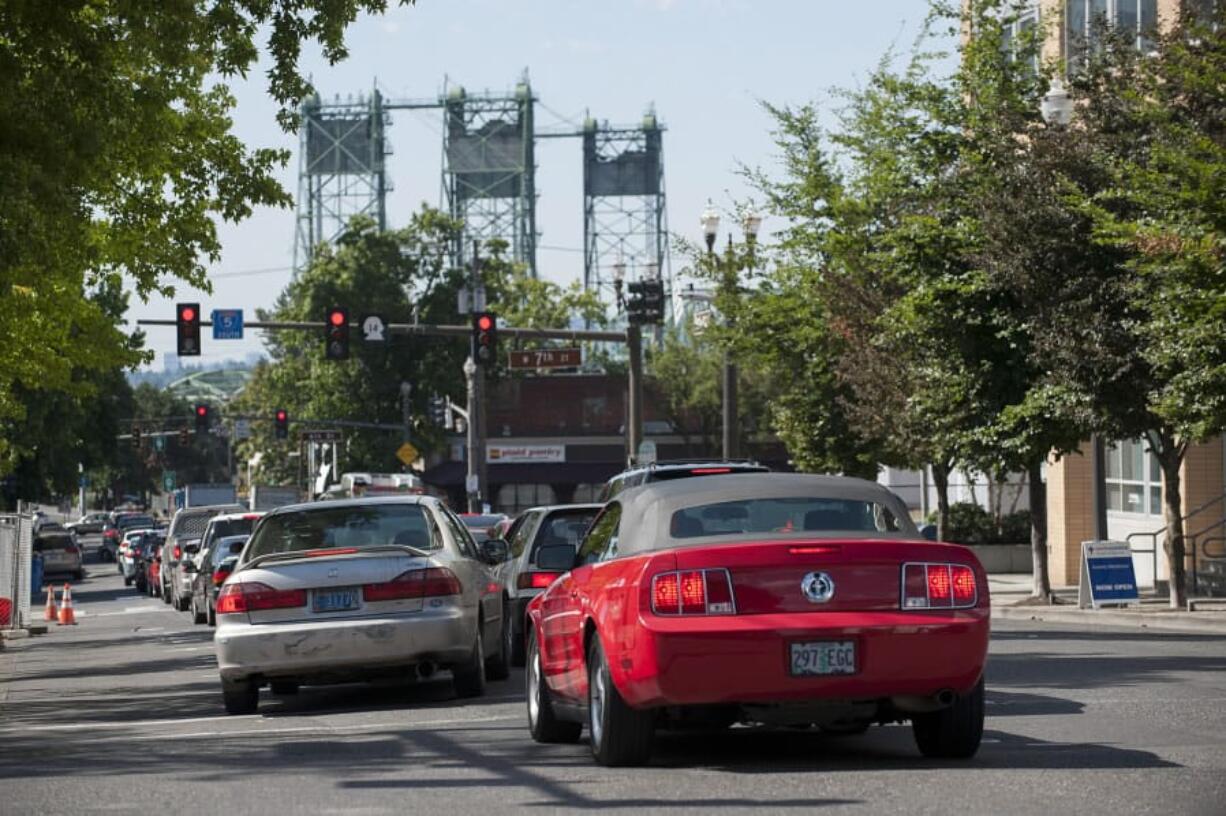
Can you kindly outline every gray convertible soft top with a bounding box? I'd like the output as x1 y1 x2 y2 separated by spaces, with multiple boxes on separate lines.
611 473 918 556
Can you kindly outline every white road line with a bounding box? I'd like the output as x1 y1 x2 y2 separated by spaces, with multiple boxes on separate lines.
0 712 521 739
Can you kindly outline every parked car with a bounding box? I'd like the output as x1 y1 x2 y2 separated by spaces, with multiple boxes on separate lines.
523 472 990 767
213 496 510 714
495 504 602 668
35 531 85 580
598 460 771 502
101 513 156 561
174 511 264 614
190 534 248 626
133 535 164 595
160 504 243 604
139 540 164 597
65 512 109 536
118 528 157 584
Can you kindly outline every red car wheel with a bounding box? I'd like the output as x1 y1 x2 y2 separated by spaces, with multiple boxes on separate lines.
587 635 654 767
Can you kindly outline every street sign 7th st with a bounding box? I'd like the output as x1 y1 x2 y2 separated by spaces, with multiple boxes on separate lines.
508 347 582 370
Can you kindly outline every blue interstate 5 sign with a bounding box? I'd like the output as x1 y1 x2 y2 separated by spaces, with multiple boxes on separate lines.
212 309 244 340
1079 541 1140 608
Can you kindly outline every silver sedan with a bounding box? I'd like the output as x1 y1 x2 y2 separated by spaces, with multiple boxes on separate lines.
214 496 509 714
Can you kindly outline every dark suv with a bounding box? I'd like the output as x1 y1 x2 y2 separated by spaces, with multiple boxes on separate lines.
598 460 770 502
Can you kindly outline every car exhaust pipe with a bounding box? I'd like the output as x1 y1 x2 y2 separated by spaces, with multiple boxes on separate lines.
890 689 957 713
416 661 437 680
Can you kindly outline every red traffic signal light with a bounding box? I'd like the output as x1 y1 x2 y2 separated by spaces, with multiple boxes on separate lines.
471 311 497 366
325 306 349 360
177 302 201 356
194 403 210 433
274 409 289 440
275 409 288 422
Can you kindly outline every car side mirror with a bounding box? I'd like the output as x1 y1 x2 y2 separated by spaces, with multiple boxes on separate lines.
480 538 510 565
535 544 577 572
919 524 938 542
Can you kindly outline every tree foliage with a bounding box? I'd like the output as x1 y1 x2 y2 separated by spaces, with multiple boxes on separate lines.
0 0 409 471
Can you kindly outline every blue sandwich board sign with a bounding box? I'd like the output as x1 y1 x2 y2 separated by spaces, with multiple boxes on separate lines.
1078 541 1140 609
212 309 243 340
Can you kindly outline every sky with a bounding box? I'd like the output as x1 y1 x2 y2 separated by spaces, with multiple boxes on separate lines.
129 0 944 368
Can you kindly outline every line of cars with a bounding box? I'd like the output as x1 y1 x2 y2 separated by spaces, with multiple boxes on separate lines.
183 459 989 769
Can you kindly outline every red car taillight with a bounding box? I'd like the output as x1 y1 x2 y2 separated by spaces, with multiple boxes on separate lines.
172 545 182 561
215 582 307 614
362 567 461 602
650 569 736 615
65 545 80 556
104 530 118 539
516 571 562 590
212 568 232 587
901 563 978 609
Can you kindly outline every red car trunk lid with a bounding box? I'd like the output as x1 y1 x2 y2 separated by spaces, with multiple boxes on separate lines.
670 539 972 614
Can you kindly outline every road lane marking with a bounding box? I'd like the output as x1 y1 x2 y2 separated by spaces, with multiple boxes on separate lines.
0 712 521 740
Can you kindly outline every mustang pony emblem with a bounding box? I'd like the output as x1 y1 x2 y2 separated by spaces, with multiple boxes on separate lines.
801 571 835 604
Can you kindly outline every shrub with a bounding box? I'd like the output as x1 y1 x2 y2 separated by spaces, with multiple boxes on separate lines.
928 503 1031 545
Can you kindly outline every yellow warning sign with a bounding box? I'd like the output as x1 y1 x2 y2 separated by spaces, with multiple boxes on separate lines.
396 442 419 467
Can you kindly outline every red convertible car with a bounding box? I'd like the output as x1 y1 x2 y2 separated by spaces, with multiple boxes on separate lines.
524 473 990 766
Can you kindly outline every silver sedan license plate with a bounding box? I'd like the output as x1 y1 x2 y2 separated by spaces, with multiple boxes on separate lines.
790 640 856 676
312 588 360 613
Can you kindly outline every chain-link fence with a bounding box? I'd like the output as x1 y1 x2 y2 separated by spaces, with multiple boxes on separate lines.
0 512 34 630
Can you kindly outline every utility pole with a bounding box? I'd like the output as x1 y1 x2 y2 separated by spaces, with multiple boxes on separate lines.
465 357 480 512
400 382 413 444
627 325 644 465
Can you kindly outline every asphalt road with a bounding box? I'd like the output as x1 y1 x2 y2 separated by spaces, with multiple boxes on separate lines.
2 543 1225 815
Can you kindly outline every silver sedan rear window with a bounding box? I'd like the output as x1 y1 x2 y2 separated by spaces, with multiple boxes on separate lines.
245 504 439 559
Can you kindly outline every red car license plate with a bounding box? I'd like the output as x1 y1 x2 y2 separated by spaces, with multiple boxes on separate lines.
790 640 856 676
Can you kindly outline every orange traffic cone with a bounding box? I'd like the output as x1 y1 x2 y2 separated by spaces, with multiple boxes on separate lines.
44 586 57 622
57 584 76 626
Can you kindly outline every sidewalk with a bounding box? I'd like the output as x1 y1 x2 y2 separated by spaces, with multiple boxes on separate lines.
988 572 1226 634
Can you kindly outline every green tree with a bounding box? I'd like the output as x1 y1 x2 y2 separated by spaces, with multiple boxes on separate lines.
1055 7 1226 607
0 0 410 472
233 211 464 487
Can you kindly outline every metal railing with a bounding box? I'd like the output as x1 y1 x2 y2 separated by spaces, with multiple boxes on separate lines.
1125 491 1226 598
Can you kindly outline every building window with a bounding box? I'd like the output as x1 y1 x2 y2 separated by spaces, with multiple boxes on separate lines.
495 483 556 515
1105 438 1162 516
572 483 605 504
1002 3 1042 75
1067 0 1159 61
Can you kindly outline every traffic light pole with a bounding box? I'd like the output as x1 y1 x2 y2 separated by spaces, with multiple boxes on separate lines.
627 324 643 465
137 318 647 474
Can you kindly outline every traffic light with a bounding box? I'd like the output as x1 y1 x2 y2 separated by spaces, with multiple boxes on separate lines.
131 424 142 450
428 395 447 428
274 409 289 440
471 311 497 366
194 403 210 434
626 279 665 325
176 303 201 356
178 427 191 447
325 306 349 360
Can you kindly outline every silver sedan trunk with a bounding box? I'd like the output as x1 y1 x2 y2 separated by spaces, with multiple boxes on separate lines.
214 496 505 715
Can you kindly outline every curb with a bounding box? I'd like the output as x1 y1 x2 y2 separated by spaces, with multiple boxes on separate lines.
991 604 1226 635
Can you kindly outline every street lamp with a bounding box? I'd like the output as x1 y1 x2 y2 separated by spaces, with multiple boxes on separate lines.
1039 77 1106 542
1040 78 1073 126
701 200 763 461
